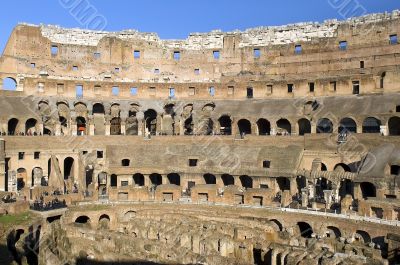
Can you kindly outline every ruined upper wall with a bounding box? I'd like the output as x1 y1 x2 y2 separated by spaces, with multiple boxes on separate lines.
24 9 400 49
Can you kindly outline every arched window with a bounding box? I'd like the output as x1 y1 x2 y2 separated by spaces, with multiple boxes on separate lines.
144 109 157 135
25 118 38 135
149 173 162 186
339 118 357 133
317 118 333 133
360 182 376 198
2 77 17 90
92 103 105 114
75 216 90 224
76 117 86 135
276 119 291 135
238 119 251 135
297 222 313 238
221 174 234 186
133 173 144 186
362 117 381 133
388 117 400 135
110 117 121 135
257 119 270 135
203 173 216 184
218 115 232 135
239 175 253 189
167 173 180 185
8 118 19 135
298 118 311 135
276 177 290 191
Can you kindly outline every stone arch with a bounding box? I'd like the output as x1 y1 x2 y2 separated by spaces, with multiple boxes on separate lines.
221 174 234 186
75 215 90 224
276 118 291 135
269 219 283 231
16 168 27 190
110 117 121 135
8 118 20 135
218 115 232 135
149 173 162 186
203 173 216 184
144 109 157 135
25 118 38 135
317 118 333 133
123 210 136 222
360 182 376 198
339 117 357 133
2 77 17 90
133 173 144 186
237 119 251 135
239 175 253 189
326 226 341 238
297 222 313 238
362 117 381 133
354 230 371 244
167 173 180 186
298 118 311 136
388 116 400 135
63 157 74 180
257 118 270 135
334 163 351 172
98 214 110 229
32 167 44 187
76 116 86 135
92 103 105 114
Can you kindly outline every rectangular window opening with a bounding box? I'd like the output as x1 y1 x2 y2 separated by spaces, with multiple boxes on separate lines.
247 87 253 98
267 85 273 94
72 66 78 71
213 50 220 59
173 51 181 60
18 152 24 160
154 68 160 74
262 160 271 168
189 159 198 167
97 151 103 159
94 52 101 59
352 81 360 95
121 181 129 187
253 48 261 58
295 45 302 54
130 87 138 96
330 81 337 92
76 85 83 98
189 87 196 96
360 61 364 69
309 82 315 92
34 152 40 159
112 86 119 96
287 84 294 93
228 86 234 95
339 41 347 50
194 69 200 75
57 83 64 94
51 45 58 55
209 86 215 97
169 87 175 98
114 67 120 73
134 50 141 59
30 63 36 68
390 34 398 45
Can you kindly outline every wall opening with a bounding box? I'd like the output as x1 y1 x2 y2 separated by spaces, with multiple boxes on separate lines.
240 175 253 189
298 118 311 135
277 119 291 135
133 173 144 186
203 173 216 184
362 117 381 133
257 119 270 135
219 115 232 135
388 116 400 135
167 173 180 185
339 118 357 134
360 182 376 198
221 174 234 186
238 119 251 135
317 118 333 133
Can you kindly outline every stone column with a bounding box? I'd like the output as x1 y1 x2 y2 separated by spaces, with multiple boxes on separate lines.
271 249 278 265
105 119 111 136
311 122 317 134
380 125 388 136
89 123 95 135
0 139 5 191
71 123 77 136
231 118 237 136
55 123 61 136
137 118 143 136
301 188 308 207
324 190 333 209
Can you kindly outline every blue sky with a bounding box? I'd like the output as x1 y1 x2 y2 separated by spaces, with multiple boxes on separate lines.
0 1 398 53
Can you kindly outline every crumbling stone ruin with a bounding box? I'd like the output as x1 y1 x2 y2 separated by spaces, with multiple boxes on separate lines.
0 10 400 265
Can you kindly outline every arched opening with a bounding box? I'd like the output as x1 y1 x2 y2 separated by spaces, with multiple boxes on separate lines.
32 167 44 187
239 175 253 189
203 173 216 184
92 103 105 114
257 118 270 135
388 117 400 135
221 174 234 186
237 119 251 135
8 118 19 135
354 230 371 244
75 216 90 224
334 163 351 172
144 109 157 135
326 226 341 238
63 157 74 180
296 175 307 194
123 211 136 222
110 174 117 187
76 116 86 135
133 173 144 186
298 118 311 136
98 172 107 195
110 117 121 135
2 77 17 90
339 179 353 198
276 119 291 135
276 177 290 191
316 178 332 199
269 219 283 231
25 118 38 135
317 118 333 133
339 118 357 134
360 182 376 198
167 173 180 186
362 117 381 133
184 116 194 135
218 115 232 135
121 159 130 167
149 173 162 186
16 168 27 190
47 215 62 224
297 222 313 238
98 214 110 230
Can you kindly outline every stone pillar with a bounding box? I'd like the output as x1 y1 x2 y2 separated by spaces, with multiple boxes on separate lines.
311 122 317 134
231 118 237 136
380 125 388 136
89 123 95 135
71 123 77 136
308 182 315 199
324 190 333 209
356 124 363 134
144 174 150 187
0 139 5 191
301 188 308 207
137 119 143 136
270 122 277 136
55 123 61 136
121 121 126 135
290 177 297 195
216 175 224 188
105 120 111 136
271 249 277 265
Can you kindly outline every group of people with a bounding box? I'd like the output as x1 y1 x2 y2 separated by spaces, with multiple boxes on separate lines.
31 197 66 211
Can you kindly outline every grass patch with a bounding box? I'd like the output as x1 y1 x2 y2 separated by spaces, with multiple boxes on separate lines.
0 211 34 226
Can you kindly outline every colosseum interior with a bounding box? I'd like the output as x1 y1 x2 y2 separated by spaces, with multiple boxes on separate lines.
0 9 400 265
